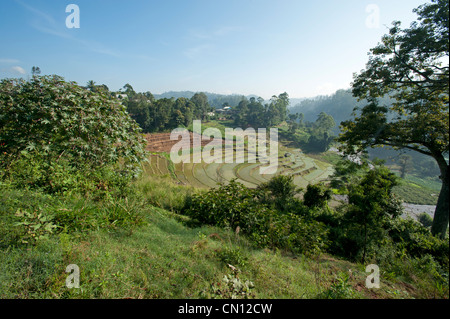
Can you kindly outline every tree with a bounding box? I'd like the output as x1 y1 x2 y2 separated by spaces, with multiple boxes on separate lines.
234 98 249 127
302 112 336 152
125 93 152 132
338 0 449 238
247 97 265 128
266 92 289 127
31 66 41 76
191 92 210 120
287 113 300 133
344 166 403 262
303 182 332 209
0 75 147 186
397 154 413 178
256 175 301 212
316 112 336 132
86 80 96 92
122 83 136 97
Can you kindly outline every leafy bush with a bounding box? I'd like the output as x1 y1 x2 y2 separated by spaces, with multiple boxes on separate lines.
303 183 332 208
13 209 58 245
417 212 433 228
0 187 147 249
183 179 261 229
203 271 256 299
317 272 357 299
0 75 147 194
215 247 248 268
2 150 133 197
388 217 449 270
183 179 329 255
256 175 301 212
340 166 403 262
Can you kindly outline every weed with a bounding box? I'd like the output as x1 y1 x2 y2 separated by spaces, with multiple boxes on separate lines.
215 247 248 268
14 209 58 245
202 268 255 299
317 272 357 299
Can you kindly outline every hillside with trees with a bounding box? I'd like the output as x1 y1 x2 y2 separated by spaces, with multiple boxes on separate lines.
0 0 448 302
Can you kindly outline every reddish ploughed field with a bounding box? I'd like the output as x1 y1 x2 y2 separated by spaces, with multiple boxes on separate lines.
145 132 223 153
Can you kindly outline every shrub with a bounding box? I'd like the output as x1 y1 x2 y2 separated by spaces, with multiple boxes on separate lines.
417 212 433 228
13 209 58 245
342 166 403 262
183 179 260 229
183 179 329 255
388 217 449 270
0 75 147 194
0 187 147 249
303 183 332 208
317 272 357 299
203 271 256 299
215 247 248 268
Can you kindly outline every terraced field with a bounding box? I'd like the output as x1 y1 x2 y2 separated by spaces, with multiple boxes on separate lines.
145 139 335 189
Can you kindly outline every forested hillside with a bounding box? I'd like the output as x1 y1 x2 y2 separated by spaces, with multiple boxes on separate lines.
153 91 250 109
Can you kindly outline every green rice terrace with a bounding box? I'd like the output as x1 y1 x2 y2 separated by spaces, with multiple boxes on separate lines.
144 132 335 190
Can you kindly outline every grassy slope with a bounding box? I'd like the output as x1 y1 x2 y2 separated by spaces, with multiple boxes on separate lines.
1 177 444 299
0 127 444 299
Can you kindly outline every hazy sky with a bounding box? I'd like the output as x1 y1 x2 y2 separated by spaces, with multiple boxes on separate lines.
0 0 427 99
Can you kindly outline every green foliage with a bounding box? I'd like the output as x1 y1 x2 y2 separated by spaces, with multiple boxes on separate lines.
303 183 332 208
233 93 289 128
0 177 448 299
329 157 370 192
317 272 357 299
0 75 147 195
183 179 258 228
215 247 248 268
122 89 213 132
342 166 403 262
203 271 256 299
392 181 438 205
0 188 147 249
1 150 134 197
258 174 298 199
418 212 433 228
338 0 449 238
256 174 303 212
51 197 147 234
326 160 448 276
0 75 146 172
13 209 58 245
303 112 336 152
183 178 329 256
289 89 366 133
282 111 337 153
388 217 449 270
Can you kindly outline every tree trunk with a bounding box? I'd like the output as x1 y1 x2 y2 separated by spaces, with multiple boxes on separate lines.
431 160 449 239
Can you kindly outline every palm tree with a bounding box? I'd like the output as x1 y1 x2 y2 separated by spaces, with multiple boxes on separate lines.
86 80 96 92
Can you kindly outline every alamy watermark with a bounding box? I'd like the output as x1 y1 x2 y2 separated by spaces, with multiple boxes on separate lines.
365 4 380 29
65 4 80 29
169 120 279 174
65 264 80 289
365 264 380 288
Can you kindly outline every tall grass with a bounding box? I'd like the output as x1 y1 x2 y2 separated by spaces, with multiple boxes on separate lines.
133 168 199 212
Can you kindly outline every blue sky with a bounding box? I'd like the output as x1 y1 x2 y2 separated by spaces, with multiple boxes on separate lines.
0 0 427 99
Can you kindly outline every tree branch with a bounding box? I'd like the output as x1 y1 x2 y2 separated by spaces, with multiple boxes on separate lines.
373 138 433 156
